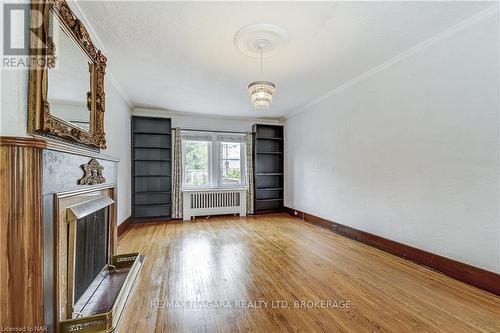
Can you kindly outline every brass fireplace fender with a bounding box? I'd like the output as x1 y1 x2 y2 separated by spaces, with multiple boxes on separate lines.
59 254 144 333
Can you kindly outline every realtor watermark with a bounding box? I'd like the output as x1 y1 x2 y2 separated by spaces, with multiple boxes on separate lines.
0 326 47 332
2 1 58 70
151 299 352 310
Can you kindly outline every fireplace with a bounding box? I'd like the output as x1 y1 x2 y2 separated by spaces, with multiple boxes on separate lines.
66 195 114 316
52 185 143 333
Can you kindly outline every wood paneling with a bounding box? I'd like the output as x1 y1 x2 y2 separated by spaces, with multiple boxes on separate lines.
0 137 46 328
116 214 500 332
285 206 500 297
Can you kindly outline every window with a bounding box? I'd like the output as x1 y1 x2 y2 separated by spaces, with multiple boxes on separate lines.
184 140 210 186
220 142 241 185
182 131 246 188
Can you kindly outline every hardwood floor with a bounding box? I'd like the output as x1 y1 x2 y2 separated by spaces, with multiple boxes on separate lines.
117 214 500 333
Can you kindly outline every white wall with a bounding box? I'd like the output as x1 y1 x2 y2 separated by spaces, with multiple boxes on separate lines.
133 108 282 132
0 69 28 136
105 81 132 225
0 0 29 137
285 12 499 273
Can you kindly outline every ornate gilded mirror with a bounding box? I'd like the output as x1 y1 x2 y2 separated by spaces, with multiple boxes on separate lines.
28 0 107 149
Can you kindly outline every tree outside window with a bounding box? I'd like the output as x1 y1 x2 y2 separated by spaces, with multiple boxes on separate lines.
221 142 241 185
184 141 209 186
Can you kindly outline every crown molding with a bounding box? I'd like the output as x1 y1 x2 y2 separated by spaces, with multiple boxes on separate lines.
133 107 284 124
286 3 499 119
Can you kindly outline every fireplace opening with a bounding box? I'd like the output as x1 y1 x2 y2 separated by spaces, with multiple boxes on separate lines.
73 206 109 303
66 194 114 316
56 189 143 331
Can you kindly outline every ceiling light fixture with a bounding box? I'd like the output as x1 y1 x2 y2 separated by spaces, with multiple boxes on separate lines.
248 45 276 110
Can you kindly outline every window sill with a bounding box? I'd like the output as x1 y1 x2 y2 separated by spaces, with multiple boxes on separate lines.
182 186 247 192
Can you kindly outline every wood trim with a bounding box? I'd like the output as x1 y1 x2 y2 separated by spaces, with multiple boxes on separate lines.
0 138 45 327
118 216 132 238
284 206 500 297
133 216 174 223
283 206 304 219
0 136 47 148
132 220 184 227
253 209 285 215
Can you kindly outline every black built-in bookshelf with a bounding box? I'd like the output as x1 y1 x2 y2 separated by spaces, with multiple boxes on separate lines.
253 124 284 213
131 116 172 221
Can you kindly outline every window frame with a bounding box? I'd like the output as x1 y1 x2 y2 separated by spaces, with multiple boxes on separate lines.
181 131 247 189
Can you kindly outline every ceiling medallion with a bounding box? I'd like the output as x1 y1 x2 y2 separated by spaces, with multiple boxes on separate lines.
233 24 289 58
234 24 287 110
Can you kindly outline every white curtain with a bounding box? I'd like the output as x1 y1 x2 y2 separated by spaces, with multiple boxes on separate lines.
172 128 183 219
245 132 254 215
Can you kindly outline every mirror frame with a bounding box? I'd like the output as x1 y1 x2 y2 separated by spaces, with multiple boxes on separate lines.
28 0 107 149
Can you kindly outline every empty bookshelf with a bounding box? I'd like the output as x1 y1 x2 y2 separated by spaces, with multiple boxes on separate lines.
253 124 284 214
132 116 172 221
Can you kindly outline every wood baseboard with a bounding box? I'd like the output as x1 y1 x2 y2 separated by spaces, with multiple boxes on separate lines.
284 206 500 297
118 216 132 238
119 215 178 238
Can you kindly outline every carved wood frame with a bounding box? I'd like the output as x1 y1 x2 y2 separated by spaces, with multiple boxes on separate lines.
28 0 107 149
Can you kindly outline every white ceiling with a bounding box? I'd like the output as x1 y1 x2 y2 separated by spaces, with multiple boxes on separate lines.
76 1 493 118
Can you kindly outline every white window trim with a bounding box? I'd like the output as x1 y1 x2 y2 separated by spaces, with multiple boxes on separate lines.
182 131 247 190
